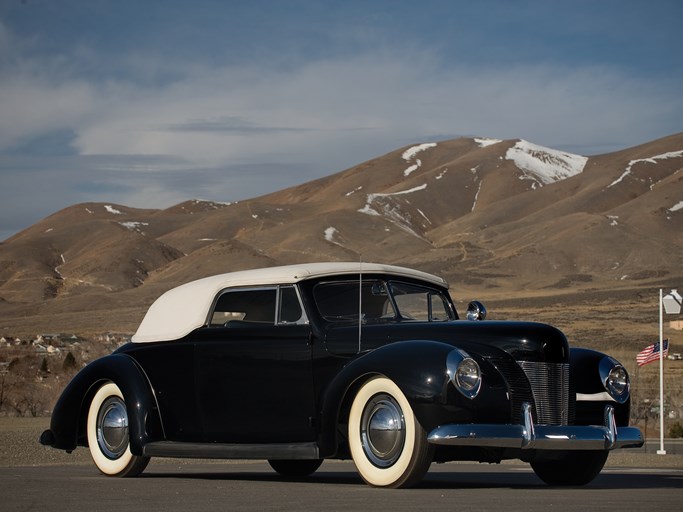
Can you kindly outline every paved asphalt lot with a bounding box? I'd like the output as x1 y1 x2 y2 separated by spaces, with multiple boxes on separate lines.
1 420 681 511
2 460 682 512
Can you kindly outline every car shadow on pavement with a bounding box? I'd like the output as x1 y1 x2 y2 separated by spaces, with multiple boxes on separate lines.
138 466 683 490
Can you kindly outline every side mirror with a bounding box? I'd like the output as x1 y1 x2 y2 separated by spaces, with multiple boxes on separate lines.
466 301 487 321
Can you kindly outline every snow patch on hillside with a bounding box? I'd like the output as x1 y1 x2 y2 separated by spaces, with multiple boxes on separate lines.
324 227 344 247
505 140 587 187
669 201 683 213
119 221 149 234
358 185 429 240
324 227 337 242
475 137 502 148
358 184 429 216
54 254 66 280
416 208 431 225
193 199 233 208
105 205 123 215
402 143 437 161
402 143 436 177
608 150 683 188
404 163 420 176
472 182 483 212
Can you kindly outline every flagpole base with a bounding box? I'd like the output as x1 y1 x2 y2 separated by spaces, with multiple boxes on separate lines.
656 449 667 455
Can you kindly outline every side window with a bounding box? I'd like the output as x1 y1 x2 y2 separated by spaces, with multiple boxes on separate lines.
392 286 429 321
209 286 307 327
313 280 395 322
210 288 277 326
389 282 453 322
429 294 452 321
278 285 305 324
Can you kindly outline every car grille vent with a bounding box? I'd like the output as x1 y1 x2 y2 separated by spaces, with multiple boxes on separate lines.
516 361 573 426
486 357 534 424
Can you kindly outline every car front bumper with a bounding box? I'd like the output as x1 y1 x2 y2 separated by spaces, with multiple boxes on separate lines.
427 403 643 451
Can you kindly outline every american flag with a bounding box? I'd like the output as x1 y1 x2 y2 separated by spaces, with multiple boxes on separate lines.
636 339 669 367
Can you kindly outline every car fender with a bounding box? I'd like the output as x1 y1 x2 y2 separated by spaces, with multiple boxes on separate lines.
570 347 631 425
42 353 160 455
318 339 467 458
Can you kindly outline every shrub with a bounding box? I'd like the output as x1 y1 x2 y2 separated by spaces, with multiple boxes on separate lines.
62 351 77 371
669 422 683 438
39 357 49 375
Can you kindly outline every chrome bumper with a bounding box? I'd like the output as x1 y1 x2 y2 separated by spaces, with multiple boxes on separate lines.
427 403 643 451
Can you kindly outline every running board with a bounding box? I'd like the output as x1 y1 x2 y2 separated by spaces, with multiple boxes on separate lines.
143 441 319 460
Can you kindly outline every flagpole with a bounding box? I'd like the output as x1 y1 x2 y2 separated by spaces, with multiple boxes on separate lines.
658 288 666 455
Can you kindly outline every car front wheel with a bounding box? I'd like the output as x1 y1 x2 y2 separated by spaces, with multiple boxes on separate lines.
348 376 433 488
531 450 608 486
86 382 150 477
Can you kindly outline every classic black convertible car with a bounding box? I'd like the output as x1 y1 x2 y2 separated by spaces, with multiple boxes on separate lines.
41 262 643 488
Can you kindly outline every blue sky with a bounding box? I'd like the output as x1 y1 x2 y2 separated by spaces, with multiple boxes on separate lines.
1 0 682 241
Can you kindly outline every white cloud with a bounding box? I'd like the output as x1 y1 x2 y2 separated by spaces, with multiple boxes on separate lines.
61 56 679 165
3 13 681 167
1 18 682 239
0 75 96 152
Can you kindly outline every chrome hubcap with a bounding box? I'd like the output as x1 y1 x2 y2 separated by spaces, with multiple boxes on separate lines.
360 394 405 467
96 397 129 460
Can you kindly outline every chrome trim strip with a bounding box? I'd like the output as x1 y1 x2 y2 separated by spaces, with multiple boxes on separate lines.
143 441 319 459
576 392 615 402
427 403 643 451
521 402 534 448
604 405 617 450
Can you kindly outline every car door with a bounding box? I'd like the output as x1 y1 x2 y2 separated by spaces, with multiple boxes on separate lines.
192 285 316 444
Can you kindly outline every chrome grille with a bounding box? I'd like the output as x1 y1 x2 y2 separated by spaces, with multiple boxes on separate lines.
487 357 534 424
517 361 571 425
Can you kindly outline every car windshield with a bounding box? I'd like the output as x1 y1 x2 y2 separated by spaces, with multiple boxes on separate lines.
313 279 454 323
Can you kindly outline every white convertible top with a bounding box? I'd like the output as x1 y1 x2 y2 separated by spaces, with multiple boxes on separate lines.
132 262 448 343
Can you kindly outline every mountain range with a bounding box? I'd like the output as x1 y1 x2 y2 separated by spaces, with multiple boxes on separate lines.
1 132 682 338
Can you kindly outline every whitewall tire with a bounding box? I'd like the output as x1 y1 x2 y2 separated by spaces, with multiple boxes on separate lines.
348 376 433 488
86 382 150 477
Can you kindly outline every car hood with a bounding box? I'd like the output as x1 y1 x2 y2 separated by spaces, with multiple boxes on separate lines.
324 320 570 363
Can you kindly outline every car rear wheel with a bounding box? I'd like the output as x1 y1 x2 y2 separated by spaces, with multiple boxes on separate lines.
531 450 608 486
268 459 323 477
348 376 433 488
86 382 150 477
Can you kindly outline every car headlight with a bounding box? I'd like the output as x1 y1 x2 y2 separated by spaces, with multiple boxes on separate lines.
599 356 630 404
447 349 482 399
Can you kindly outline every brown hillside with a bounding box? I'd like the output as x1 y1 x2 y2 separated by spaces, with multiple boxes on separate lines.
1 133 682 350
